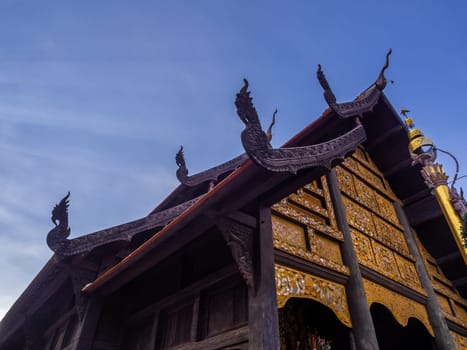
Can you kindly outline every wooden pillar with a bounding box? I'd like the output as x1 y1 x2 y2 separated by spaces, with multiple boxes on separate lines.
394 202 455 350
248 206 280 350
327 169 380 350
72 297 102 350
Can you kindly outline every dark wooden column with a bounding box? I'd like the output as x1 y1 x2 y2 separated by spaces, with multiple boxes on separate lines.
394 202 455 350
248 206 280 350
327 169 380 350
73 297 102 350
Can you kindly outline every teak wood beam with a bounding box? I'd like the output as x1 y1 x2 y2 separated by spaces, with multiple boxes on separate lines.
327 169 380 350
248 207 280 350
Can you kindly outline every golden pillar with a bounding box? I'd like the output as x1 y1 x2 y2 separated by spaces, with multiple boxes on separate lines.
405 111 467 265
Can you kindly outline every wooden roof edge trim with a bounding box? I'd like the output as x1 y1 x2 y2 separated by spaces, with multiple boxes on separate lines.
149 109 333 215
83 109 337 294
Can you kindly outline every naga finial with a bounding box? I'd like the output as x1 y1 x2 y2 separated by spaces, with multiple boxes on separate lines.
175 145 188 181
375 48 392 90
317 64 337 105
47 192 71 253
266 109 277 142
235 79 260 126
51 192 70 226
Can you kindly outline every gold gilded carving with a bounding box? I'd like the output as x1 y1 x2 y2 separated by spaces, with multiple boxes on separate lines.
372 215 410 256
354 177 379 212
354 163 388 195
272 213 348 275
373 191 401 227
450 331 467 350
342 196 375 236
275 265 352 327
394 254 421 289
363 279 434 336
304 179 324 197
273 203 343 242
372 241 401 280
312 229 343 266
336 166 357 198
350 228 376 266
289 192 328 218
272 215 307 250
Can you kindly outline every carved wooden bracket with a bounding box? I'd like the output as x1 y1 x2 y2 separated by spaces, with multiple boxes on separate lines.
217 218 255 290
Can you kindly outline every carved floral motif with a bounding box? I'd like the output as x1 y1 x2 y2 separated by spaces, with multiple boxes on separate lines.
363 279 434 336
275 265 351 327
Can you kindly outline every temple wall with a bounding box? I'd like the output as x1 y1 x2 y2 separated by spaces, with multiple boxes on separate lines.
272 146 467 347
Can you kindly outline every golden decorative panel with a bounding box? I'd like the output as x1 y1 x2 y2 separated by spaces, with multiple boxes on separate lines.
354 177 379 212
273 202 343 242
275 265 351 327
342 196 375 236
311 229 343 266
272 215 307 250
336 166 357 198
394 254 421 289
271 213 348 275
373 191 401 227
363 279 434 336
450 331 467 350
350 229 376 266
372 241 401 279
372 215 410 256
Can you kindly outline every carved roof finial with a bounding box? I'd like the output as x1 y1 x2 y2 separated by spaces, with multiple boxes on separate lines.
375 48 392 90
266 109 277 142
175 145 189 183
317 64 337 106
47 192 71 253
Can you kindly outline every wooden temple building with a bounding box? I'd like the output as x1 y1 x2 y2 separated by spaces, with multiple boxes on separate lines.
1 50 467 350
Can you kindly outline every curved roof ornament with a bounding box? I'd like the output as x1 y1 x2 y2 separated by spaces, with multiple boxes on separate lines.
235 79 366 173
47 192 203 256
317 49 392 119
175 146 248 187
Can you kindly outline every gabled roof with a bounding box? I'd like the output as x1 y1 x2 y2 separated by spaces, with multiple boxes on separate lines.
2 50 467 346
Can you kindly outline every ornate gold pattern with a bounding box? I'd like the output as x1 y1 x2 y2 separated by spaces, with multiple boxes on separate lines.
350 228 376 266
450 331 467 350
354 177 379 212
394 254 421 289
342 196 375 236
372 241 401 279
363 279 434 336
272 215 307 250
335 166 357 198
373 191 401 227
272 214 348 275
372 215 410 256
337 150 424 293
275 265 352 327
273 202 343 242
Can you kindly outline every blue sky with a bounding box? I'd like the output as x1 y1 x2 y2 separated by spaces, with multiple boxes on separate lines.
1 1 467 319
